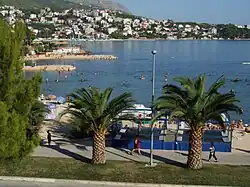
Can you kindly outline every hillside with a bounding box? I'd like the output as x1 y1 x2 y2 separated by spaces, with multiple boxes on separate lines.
67 0 129 12
0 0 128 12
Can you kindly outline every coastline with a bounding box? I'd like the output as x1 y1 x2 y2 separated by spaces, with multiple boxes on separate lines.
23 65 76 72
34 38 250 43
24 54 118 61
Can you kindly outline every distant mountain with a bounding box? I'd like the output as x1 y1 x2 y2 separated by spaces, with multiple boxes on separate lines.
0 0 129 12
66 0 129 12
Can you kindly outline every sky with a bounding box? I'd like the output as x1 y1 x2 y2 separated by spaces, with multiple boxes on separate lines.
115 0 250 25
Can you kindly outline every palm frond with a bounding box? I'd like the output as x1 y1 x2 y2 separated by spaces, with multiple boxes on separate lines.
60 87 134 134
155 74 243 129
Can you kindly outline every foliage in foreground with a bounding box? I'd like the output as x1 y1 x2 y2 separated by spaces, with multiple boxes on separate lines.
60 87 134 164
0 19 43 160
0 157 249 186
154 75 242 170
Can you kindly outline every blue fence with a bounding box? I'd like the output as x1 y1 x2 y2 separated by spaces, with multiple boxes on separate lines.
112 139 231 152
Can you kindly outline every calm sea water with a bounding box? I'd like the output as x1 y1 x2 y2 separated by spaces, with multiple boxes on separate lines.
26 40 250 122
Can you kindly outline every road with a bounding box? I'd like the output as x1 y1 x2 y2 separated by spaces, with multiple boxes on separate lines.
0 180 220 187
0 181 123 187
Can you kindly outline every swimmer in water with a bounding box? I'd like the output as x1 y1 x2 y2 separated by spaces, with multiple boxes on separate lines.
139 74 145 80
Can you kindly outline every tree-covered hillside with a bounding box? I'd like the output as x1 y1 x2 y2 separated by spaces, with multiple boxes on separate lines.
0 0 128 12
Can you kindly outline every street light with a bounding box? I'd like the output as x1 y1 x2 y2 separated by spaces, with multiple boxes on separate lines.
146 50 157 167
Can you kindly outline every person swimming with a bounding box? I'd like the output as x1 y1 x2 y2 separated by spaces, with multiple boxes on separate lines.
139 75 145 80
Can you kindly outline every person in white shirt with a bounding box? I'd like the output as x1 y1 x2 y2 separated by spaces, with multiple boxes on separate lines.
208 143 218 162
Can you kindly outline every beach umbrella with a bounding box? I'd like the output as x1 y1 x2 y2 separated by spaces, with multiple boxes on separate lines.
57 96 66 104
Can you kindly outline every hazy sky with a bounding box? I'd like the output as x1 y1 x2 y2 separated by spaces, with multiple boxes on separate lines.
116 0 250 24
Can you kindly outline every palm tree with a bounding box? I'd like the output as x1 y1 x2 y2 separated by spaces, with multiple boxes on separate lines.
154 75 242 170
61 87 134 164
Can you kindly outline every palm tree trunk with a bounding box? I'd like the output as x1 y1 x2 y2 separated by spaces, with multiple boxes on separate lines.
92 132 106 164
187 127 203 169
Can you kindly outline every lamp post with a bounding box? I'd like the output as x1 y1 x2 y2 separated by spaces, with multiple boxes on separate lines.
147 50 157 167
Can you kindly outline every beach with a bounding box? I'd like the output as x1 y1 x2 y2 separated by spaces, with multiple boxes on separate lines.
24 54 118 61
23 65 76 72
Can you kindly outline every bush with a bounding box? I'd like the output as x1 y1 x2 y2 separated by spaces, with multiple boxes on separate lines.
0 19 43 160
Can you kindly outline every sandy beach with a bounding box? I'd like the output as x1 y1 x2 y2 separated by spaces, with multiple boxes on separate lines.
24 54 118 61
23 65 76 72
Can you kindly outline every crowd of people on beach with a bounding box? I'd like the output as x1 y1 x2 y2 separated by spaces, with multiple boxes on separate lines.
25 53 118 61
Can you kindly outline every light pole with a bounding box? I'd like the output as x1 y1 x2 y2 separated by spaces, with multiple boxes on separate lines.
147 50 157 167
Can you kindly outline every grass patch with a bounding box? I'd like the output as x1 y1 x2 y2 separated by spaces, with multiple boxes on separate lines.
0 157 249 186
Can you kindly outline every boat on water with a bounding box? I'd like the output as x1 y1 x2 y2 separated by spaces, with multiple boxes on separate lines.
118 104 152 119
231 77 241 82
164 72 168 82
242 62 250 65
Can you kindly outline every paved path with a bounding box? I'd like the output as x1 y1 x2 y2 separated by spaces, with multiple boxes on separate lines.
0 181 122 187
35 123 250 166
32 143 250 166
0 179 224 187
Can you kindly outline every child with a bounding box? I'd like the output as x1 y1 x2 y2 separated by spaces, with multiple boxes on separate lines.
208 143 218 162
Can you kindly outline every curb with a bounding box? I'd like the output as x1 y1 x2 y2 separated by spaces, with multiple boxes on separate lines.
0 176 227 187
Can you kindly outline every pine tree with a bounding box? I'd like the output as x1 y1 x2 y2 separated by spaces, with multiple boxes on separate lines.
0 19 42 160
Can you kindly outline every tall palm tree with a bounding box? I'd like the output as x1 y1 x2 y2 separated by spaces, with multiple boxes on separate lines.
61 87 134 164
154 75 242 170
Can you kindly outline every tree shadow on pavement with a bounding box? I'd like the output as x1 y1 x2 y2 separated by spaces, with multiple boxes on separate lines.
112 148 186 167
140 151 187 168
176 151 209 162
105 149 140 163
47 144 91 163
234 148 250 154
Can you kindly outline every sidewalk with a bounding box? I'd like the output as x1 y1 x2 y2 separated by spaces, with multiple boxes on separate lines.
35 123 250 166
32 144 250 166
0 176 228 187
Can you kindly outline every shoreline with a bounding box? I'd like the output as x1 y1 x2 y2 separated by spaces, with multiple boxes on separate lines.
23 65 76 72
24 54 118 61
34 38 250 43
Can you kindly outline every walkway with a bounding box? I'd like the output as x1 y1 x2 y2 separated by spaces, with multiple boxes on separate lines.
34 121 250 166
32 144 250 166
0 179 223 187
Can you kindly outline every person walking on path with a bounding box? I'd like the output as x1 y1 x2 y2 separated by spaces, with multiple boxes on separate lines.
47 130 52 146
131 135 141 155
208 143 218 162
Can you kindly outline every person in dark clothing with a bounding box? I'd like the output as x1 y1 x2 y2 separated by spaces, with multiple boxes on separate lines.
47 130 52 146
208 143 218 162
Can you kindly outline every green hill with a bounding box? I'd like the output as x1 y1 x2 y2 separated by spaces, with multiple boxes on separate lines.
0 0 128 12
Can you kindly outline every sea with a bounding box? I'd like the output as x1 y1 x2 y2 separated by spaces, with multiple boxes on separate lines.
25 40 250 123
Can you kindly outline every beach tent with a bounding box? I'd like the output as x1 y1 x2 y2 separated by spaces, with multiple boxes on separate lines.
57 96 66 104
221 113 230 123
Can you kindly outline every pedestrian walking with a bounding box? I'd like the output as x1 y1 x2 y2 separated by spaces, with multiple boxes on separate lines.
131 135 141 155
208 143 218 162
47 130 52 146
